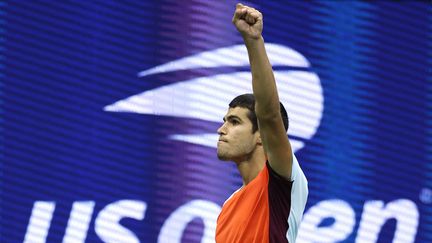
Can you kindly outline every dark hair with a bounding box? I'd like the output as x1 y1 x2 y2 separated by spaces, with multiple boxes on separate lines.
228 93 289 133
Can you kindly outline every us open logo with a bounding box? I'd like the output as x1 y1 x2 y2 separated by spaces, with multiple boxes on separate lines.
104 43 324 152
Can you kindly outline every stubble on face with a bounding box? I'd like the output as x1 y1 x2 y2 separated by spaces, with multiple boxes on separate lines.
216 142 230 161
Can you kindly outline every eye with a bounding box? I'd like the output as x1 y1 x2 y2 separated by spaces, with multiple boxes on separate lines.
231 119 240 125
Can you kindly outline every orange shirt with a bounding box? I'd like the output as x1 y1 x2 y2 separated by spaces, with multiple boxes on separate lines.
216 162 293 243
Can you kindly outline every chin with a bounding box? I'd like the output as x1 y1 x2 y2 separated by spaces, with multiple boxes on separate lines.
217 151 230 161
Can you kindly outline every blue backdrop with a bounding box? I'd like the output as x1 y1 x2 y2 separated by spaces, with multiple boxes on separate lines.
1 1 431 242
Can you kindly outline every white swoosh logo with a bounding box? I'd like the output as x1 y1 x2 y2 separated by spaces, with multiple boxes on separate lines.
137 44 310 77
104 44 323 152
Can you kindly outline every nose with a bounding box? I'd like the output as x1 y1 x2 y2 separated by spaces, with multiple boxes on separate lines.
217 123 227 135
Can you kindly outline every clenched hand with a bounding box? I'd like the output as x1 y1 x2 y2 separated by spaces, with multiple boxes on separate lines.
232 3 263 40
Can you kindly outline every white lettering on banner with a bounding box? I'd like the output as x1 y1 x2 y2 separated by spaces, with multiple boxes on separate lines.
158 200 221 243
355 199 419 243
297 199 419 243
63 201 95 243
297 199 356 242
95 200 147 243
24 199 419 242
24 201 56 243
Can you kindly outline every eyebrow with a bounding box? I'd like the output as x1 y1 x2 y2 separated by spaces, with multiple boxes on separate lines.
223 115 242 122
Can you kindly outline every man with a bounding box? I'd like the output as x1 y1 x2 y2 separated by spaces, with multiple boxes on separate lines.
215 3 308 243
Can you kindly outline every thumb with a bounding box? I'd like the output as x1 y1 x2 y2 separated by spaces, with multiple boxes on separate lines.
236 3 244 9
233 5 246 23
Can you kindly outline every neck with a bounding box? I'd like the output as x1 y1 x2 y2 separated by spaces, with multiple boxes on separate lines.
234 147 266 186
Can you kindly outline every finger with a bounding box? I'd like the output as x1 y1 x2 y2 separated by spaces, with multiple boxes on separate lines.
236 3 245 9
246 13 255 24
232 8 247 23
250 10 262 22
245 9 258 24
233 8 244 20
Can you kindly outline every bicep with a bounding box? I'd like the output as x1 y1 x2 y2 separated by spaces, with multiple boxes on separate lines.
258 114 293 180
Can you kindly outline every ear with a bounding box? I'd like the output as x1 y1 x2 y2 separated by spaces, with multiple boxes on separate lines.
255 132 262 145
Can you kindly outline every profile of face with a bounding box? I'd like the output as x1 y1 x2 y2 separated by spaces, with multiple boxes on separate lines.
217 107 261 162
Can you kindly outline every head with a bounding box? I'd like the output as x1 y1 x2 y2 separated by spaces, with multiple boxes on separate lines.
216 93 289 162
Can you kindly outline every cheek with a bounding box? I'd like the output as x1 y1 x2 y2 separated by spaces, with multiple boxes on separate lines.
244 137 257 152
233 132 256 152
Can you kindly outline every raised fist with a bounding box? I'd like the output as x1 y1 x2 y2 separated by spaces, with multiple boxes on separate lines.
232 3 263 40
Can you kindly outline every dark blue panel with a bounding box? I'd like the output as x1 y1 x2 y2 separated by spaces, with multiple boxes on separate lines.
1 1 431 242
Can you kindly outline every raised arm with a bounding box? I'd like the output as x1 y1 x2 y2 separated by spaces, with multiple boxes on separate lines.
232 3 293 179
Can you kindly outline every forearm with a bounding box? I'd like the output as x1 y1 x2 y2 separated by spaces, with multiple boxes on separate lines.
244 36 280 118
233 3 293 178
